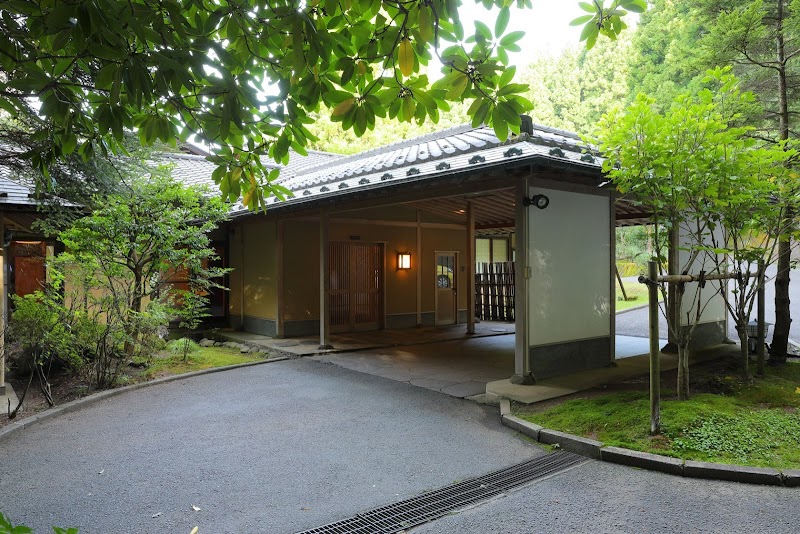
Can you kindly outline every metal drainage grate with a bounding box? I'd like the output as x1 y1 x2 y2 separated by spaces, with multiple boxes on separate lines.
297 451 586 534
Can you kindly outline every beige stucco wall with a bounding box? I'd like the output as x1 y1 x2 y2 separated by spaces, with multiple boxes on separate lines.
283 220 320 321
229 219 278 321
280 214 467 325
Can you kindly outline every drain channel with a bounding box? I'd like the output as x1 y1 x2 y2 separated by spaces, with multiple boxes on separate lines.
297 451 587 534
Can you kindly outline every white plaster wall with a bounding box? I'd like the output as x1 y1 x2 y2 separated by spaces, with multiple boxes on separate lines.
678 222 727 326
527 187 611 345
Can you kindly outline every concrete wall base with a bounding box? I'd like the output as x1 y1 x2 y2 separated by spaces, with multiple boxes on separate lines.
529 336 611 379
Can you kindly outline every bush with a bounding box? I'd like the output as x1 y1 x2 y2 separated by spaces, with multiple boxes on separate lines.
166 338 200 356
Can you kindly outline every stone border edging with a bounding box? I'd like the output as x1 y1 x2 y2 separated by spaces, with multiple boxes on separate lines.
501 413 798 487
0 356 289 443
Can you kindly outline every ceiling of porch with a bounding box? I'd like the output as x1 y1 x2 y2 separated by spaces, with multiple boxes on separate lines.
406 188 651 235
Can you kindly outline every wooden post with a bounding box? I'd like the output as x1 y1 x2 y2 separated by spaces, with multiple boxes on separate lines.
615 265 628 301
416 210 422 326
466 201 475 335
647 260 661 435
319 208 332 349
276 218 285 337
0 214 4 396
239 224 245 330
757 259 766 376
512 177 534 384
609 196 616 364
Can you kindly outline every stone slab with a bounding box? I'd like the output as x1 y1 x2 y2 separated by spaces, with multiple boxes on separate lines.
538 428 604 460
600 446 684 476
501 414 542 441
499 398 511 416
684 460 783 486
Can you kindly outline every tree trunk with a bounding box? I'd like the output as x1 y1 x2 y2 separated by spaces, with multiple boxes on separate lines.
677 342 690 400
737 323 751 382
772 0 792 365
125 272 144 359
676 281 690 400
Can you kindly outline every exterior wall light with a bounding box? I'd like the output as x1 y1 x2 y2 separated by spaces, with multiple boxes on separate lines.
522 194 549 209
397 252 411 270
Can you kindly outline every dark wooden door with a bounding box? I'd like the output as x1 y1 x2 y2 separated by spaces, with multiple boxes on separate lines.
11 241 46 297
329 242 384 332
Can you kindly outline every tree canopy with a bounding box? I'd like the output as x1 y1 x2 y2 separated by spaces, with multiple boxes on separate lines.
0 0 644 209
593 68 796 392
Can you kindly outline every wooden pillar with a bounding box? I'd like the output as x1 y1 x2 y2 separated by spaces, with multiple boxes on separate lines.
239 224 245 330
0 214 5 395
319 208 332 349
416 210 422 326
648 260 661 434
276 218 285 338
466 201 475 335
609 196 616 363
512 177 534 384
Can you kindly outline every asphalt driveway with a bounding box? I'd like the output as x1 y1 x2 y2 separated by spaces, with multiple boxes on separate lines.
0 359 540 533
2 358 799 534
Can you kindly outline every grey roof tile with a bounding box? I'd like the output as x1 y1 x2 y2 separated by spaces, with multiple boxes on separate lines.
166 119 599 218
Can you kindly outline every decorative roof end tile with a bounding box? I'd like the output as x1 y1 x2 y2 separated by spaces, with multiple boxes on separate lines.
406 167 420 176
504 147 523 158
436 162 451 171
468 155 486 164
359 177 370 184
580 153 596 163
303 190 312 196
381 173 393 181
549 147 566 158
338 182 349 189
320 186 330 192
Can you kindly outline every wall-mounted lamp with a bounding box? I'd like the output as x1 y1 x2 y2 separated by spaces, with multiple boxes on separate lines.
397 252 411 270
522 194 550 209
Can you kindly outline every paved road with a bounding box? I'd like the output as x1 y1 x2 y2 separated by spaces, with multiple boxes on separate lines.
2 359 799 534
411 460 799 533
0 359 539 533
617 266 800 344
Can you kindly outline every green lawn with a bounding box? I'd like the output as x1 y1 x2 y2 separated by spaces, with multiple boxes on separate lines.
514 362 800 469
615 279 656 312
143 345 265 379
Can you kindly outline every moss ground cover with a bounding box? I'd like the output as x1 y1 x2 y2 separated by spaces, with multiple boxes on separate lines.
143 345 264 379
514 362 800 469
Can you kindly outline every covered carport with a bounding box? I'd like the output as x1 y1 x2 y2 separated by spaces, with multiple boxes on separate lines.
214 117 656 388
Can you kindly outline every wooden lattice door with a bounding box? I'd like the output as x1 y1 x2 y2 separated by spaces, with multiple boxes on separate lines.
11 241 46 297
329 242 384 332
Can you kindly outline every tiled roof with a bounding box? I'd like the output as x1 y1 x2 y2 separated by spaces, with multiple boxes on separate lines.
160 149 344 191
165 119 600 216
0 174 40 206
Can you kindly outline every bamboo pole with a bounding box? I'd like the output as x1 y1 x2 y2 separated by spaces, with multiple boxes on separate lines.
647 260 661 435
641 271 752 284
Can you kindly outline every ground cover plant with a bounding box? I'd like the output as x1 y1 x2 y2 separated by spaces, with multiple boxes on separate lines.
144 342 264 379
514 360 800 469
615 280 653 312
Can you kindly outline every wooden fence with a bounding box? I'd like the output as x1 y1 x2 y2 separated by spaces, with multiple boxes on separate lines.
475 261 515 322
